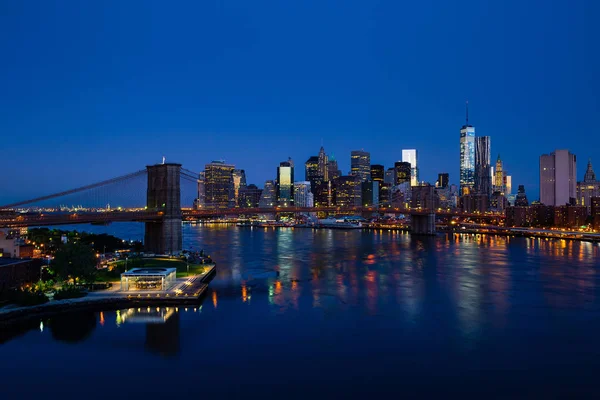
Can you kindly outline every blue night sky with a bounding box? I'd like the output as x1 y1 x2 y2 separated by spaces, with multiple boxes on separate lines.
1 0 598 203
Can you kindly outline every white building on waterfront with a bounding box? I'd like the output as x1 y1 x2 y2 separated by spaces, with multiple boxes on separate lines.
294 181 313 208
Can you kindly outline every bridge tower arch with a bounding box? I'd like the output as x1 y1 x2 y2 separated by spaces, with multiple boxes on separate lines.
144 163 182 254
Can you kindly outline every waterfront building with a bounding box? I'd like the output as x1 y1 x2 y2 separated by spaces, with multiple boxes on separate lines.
238 184 262 208
554 205 587 228
577 159 600 213
394 161 412 185
333 175 362 206
592 197 600 230
276 159 294 207
435 187 451 209
411 184 438 210
361 180 379 206
350 150 371 182
294 181 313 208
193 171 206 210
231 169 247 207
474 136 492 197
460 194 488 214
459 102 475 195
258 180 276 208
402 149 419 186
437 173 449 189
506 204 555 227
540 149 577 206
515 185 529 206
313 182 331 207
490 192 508 213
379 183 391 207
204 161 234 209
391 182 411 208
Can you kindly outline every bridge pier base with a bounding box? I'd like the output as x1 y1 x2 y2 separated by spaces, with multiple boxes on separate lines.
411 213 436 235
144 163 182 255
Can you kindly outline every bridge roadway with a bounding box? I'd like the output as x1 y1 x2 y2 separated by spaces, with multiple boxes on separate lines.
0 207 504 228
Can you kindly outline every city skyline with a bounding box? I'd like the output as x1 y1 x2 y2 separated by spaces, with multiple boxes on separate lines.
1 1 599 203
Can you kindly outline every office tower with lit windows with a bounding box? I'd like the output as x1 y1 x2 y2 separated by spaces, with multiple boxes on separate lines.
276 159 294 207
474 136 492 197
459 102 475 195
204 161 234 209
394 161 412 185
494 155 505 194
402 149 419 186
350 150 371 182
259 180 276 208
540 149 577 206
231 169 247 207
318 146 329 182
515 185 529 206
437 173 449 189
305 156 322 192
333 175 362 206
384 168 395 185
371 164 384 183
577 159 600 212
294 181 313 207
238 184 262 208
327 155 341 181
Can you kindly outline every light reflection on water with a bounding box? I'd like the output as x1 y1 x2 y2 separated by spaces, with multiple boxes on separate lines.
2 225 600 397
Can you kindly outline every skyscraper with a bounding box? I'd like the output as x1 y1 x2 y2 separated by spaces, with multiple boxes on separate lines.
402 149 419 186
459 102 475 195
333 175 362 206
276 159 294 207
437 173 449 189
394 161 411 185
370 164 384 183
231 169 247 207
305 156 321 190
540 149 577 206
204 161 234 209
384 168 395 185
294 181 313 207
350 150 371 182
515 185 529 206
474 136 492 197
193 171 206 209
327 155 341 181
577 158 600 211
238 184 262 208
318 146 328 182
259 180 276 208
494 155 505 194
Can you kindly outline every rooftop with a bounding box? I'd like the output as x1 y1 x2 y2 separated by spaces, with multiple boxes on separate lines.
121 267 177 277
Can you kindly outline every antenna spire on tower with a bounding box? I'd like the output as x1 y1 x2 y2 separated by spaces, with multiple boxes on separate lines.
466 100 469 125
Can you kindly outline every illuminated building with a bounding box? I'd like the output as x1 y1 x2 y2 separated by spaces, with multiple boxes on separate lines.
540 149 577 206
576 159 600 212
333 175 362 206
238 184 262 208
460 194 488 213
490 192 508 212
554 205 587 228
193 171 205 210
379 183 391 207
350 150 371 182
293 181 313 207
474 136 492 197
402 149 419 186
204 161 234 209
459 102 475 195
313 182 330 207
371 164 384 183
231 169 247 207
437 173 449 189
394 161 411 185
259 180 276 208
327 155 341 181
494 155 505 194
318 146 329 182
591 197 600 230
504 175 512 195
411 184 438 210
361 180 379 206
276 159 294 207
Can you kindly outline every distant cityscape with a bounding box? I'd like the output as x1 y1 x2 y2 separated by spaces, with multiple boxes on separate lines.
192 103 600 231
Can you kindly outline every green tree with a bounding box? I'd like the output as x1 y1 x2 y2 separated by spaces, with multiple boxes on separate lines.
53 243 98 283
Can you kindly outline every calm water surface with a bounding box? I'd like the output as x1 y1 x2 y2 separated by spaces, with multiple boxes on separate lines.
2 224 600 398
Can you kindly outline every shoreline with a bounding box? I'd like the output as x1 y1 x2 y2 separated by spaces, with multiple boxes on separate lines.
0 265 216 326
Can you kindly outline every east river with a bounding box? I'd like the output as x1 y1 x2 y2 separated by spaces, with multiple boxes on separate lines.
2 223 600 398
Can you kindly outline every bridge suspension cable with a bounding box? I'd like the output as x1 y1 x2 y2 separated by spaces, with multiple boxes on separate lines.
0 170 147 209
